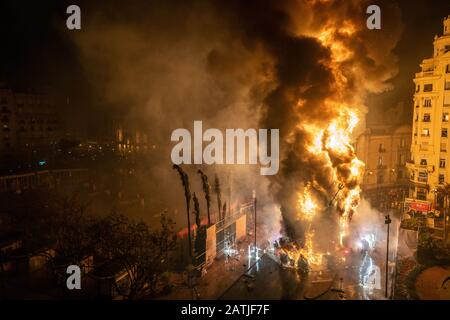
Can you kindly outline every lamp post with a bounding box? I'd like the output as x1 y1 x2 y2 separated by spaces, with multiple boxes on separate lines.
385 214 392 298
253 190 257 259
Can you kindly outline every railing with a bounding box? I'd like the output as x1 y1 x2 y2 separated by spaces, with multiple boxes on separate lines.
0 168 89 193
192 201 255 271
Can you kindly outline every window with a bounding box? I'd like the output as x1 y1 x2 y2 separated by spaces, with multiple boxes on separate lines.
378 156 383 166
424 84 433 92
440 158 446 168
417 188 427 200
424 98 432 107
421 128 430 137
439 174 445 184
418 171 428 183
416 85 420 92
447 64 450 73
420 142 429 150
442 128 448 137
445 81 450 90
415 114 419 122
444 113 449 122
400 138 405 148
377 172 384 184
423 113 431 122
441 142 447 152
445 95 450 106
378 143 385 152
420 159 427 165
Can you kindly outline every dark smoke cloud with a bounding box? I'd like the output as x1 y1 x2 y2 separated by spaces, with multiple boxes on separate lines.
212 0 403 238
70 0 402 238
71 1 277 227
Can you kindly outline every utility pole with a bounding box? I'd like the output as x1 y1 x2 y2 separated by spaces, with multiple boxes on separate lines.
444 205 448 242
228 170 232 218
253 190 257 259
385 214 392 298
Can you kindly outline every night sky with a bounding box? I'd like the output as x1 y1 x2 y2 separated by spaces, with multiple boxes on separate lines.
0 0 449 132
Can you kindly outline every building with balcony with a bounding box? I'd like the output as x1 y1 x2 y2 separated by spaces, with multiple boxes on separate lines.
355 124 411 191
406 16 450 240
355 124 411 211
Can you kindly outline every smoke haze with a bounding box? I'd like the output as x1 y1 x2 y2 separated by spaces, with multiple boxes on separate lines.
66 0 404 237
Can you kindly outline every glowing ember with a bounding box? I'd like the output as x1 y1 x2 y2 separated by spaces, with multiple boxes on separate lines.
297 183 317 221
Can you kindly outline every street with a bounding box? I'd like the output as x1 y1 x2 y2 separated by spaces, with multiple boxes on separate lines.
219 246 389 300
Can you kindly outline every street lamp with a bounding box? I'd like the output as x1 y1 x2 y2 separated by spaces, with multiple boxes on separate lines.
252 190 257 259
384 214 392 298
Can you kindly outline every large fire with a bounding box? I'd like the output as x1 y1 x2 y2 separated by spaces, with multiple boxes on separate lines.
270 1 394 272
280 108 364 269
291 17 366 264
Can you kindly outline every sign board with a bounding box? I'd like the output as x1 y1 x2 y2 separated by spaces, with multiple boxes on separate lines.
235 214 246 240
205 224 217 266
404 198 431 213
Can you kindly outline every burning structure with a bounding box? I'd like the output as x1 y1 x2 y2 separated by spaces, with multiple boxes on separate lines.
69 0 403 269
229 0 402 267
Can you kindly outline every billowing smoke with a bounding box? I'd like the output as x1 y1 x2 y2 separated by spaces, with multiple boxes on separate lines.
71 1 276 228
70 1 402 241
216 0 403 240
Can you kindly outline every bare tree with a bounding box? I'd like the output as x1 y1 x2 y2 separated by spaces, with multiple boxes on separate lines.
192 192 201 230
197 169 211 226
213 174 222 222
172 164 192 258
222 202 227 221
93 212 176 299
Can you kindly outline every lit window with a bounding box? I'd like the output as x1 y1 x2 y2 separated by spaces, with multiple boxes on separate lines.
445 81 450 90
441 142 447 152
443 113 449 122
421 128 430 137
